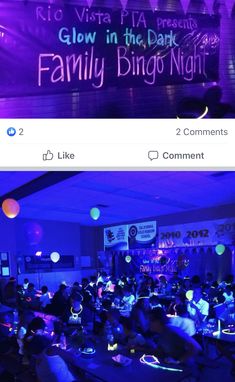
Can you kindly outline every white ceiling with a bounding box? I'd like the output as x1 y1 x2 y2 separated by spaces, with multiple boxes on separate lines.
0 171 235 226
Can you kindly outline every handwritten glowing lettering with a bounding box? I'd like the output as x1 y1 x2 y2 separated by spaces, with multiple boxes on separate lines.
74 7 111 24
38 48 104 88
117 46 164 85
58 27 97 45
147 29 178 47
36 6 63 22
121 10 147 28
170 46 208 81
156 17 198 31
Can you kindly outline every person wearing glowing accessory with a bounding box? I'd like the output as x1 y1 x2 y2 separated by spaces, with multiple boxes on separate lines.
187 288 209 327
63 293 83 327
149 307 201 367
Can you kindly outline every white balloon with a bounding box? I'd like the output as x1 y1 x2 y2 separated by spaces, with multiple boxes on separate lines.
50 251 60 263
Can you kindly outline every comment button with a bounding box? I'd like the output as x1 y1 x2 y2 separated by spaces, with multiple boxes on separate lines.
148 150 159 161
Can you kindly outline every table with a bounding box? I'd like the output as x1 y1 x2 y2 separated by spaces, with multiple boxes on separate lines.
201 328 235 373
64 340 191 382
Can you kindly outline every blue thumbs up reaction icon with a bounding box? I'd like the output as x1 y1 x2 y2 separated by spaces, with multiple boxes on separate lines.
7 127 16 137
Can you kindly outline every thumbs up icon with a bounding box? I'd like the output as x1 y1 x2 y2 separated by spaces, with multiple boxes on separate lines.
43 150 54 161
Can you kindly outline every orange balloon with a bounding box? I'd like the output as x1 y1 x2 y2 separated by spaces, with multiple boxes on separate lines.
2 198 20 219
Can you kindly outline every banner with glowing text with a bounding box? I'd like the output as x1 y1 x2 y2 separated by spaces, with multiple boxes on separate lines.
0 3 220 96
159 217 235 248
128 221 157 249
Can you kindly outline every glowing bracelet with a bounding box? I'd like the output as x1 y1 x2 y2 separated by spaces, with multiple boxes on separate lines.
140 355 183 372
222 329 235 335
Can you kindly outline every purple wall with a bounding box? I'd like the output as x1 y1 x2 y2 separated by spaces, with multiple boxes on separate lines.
0 216 99 291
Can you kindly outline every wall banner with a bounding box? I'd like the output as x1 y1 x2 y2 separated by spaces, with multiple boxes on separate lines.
104 225 128 251
159 218 235 248
0 3 220 96
128 221 157 249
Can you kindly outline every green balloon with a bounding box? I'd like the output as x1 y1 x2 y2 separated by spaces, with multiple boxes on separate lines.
125 255 132 263
215 244 225 255
90 207 100 220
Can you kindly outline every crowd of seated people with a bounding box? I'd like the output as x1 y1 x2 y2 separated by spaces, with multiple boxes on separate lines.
1 271 235 381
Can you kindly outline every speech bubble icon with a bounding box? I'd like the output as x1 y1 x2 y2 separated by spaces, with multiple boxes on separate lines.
148 150 159 161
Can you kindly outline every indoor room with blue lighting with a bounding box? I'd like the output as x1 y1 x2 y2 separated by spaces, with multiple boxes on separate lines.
0 170 235 381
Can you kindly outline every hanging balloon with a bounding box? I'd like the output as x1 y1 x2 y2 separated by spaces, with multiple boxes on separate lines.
125 255 132 263
90 207 100 220
2 198 20 219
215 244 226 255
50 252 60 263
25 222 43 245
186 290 193 301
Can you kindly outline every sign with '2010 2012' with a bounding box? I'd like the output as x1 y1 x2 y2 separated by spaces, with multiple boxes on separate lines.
0 3 220 96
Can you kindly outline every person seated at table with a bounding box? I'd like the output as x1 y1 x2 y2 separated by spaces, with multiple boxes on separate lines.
144 276 155 295
149 307 201 366
63 293 83 330
137 276 152 296
93 298 112 335
113 285 123 307
97 281 104 300
23 278 29 291
118 274 127 286
170 305 196 337
105 276 116 293
24 316 48 357
105 309 124 343
80 290 94 328
3 277 17 307
81 278 93 302
158 275 168 294
24 283 39 310
181 276 191 293
168 271 182 293
204 272 214 288
0 312 15 355
149 294 162 309
34 337 77 382
223 285 234 305
16 284 25 308
187 288 209 327
130 295 151 336
208 281 219 303
86 275 97 299
17 310 35 363
39 285 51 311
50 284 68 316
121 286 135 311
70 282 81 300
96 271 108 286
120 316 146 350
167 293 186 316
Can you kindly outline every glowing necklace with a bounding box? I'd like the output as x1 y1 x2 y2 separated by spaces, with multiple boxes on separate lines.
70 305 83 318
140 355 183 372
